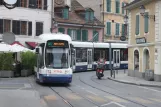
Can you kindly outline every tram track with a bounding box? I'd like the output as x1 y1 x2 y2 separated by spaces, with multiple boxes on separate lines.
78 75 148 107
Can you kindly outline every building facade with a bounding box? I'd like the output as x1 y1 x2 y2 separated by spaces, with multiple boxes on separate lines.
0 0 53 48
102 0 129 42
125 0 161 81
53 0 104 42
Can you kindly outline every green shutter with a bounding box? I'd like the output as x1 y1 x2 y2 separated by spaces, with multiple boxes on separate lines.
67 29 71 36
58 28 65 33
63 8 69 19
122 2 124 14
107 0 111 12
122 24 125 36
144 12 149 33
77 29 81 41
90 12 94 21
93 30 99 42
116 0 120 13
115 23 120 35
135 15 139 35
107 22 111 35
82 30 88 41
85 11 89 21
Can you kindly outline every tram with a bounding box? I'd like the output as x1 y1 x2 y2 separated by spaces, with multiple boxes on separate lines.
34 33 73 83
71 41 128 72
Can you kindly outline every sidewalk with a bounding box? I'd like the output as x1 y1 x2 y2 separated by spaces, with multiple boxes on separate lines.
0 77 46 107
105 70 161 88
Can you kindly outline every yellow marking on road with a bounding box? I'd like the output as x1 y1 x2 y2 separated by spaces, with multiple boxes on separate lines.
149 98 161 103
66 94 82 100
86 95 107 102
129 97 152 104
104 96 127 103
44 95 57 101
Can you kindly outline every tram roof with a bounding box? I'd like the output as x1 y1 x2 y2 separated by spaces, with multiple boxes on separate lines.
93 42 109 48
111 43 127 48
71 41 93 48
39 33 72 42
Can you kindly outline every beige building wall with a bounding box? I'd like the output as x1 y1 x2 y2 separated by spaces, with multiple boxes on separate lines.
103 0 129 42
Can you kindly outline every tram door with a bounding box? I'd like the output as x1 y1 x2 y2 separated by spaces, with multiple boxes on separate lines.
72 49 76 71
113 50 120 68
87 49 93 69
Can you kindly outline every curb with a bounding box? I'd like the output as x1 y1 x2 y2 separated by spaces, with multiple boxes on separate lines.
107 77 161 88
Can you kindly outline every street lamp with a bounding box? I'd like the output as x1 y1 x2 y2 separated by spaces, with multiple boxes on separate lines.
124 15 128 24
139 5 155 21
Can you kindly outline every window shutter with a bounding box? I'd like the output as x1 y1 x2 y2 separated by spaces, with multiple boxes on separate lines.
122 2 124 14
85 11 89 21
28 22 32 36
122 24 125 36
144 12 149 33
58 28 65 33
115 23 120 36
63 8 69 19
107 22 111 35
67 29 71 36
0 19 3 34
135 15 139 35
107 0 111 12
90 12 94 21
77 29 81 41
116 0 120 13
93 30 99 42
82 30 88 41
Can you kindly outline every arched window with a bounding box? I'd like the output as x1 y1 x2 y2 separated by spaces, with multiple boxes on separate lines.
134 50 139 70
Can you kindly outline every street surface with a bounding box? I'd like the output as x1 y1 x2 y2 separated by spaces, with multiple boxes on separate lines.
30 71 161 107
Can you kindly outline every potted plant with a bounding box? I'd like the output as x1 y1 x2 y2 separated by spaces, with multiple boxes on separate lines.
20 51 36 76
0 52 14 78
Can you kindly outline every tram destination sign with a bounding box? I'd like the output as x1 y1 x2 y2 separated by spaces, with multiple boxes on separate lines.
136 37 146 44
47 40 69 48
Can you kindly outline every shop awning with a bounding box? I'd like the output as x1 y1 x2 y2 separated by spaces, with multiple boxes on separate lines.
11 41 24 47
26 42 37 48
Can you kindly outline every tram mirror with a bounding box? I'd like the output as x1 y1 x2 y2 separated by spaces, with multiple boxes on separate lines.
70 44 74 48
35 48 39 54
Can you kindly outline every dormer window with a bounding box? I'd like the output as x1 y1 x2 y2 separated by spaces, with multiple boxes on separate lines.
63 7 69 19
85 8 94 22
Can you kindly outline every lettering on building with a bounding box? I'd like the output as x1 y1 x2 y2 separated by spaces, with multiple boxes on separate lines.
136 37 146 44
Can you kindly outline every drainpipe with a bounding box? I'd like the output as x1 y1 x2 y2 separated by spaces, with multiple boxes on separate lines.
50 0 54 33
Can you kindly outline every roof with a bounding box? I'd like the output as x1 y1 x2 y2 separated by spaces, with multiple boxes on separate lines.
54 0 104 27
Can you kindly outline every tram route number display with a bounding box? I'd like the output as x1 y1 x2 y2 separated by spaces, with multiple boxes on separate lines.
47 40 68 48
48 70 63 74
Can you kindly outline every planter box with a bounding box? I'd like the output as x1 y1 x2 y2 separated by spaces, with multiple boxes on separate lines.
0 71 14 78
21 69 33 77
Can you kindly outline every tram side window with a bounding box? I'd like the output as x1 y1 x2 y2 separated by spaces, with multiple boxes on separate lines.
94 49 108 61
76 48 87 62
120 49 128 61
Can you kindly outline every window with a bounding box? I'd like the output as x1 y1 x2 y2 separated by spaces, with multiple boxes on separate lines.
116 0 120 13
122 24 125 36
20 0 27 7
0 19 3 34
63 8 69 19
135 15 139 35
82 30 88 41
67 29 81 41
28 22 32 36
120 49 128 61
94 49 108 61
115 23 120 36
58 28 65 33
12 20 20 35
76 48 87 62
44 0 47 10
37 0 42 9
4 19 11 32
93 30 99 42
29 0 36 8
77 29 81 41
71 29 77 40
85 10 94 21
36 22 43 36
107 22 111 35
144 12 149 33
21 21 27 35
122 2 124 14
107 0 111 12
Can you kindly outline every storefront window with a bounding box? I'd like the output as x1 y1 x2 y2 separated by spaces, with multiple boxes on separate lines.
120 49 128 61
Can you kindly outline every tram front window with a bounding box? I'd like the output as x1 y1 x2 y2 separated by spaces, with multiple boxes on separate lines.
46 48 69 69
